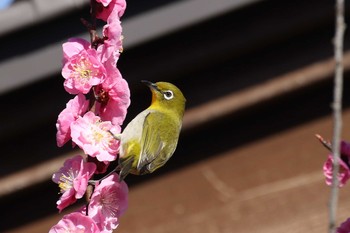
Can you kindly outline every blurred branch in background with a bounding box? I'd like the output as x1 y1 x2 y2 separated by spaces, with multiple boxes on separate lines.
329 0 346 232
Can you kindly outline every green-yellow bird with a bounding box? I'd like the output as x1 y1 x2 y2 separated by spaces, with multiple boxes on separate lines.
117 80 186 181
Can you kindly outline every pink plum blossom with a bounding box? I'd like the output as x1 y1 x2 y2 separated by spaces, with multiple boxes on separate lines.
88 173 128 232
323 155 350 187
56 94 89 147
52 155 96 211
323 141 350 187
62 38 106 94
97 18 123 65
337 218 350 233
95 66 130 126
96 0 126 22
49 212 100 233
70 111 120 162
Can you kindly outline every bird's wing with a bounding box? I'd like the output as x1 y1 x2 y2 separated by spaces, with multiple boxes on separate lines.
137 111 164 173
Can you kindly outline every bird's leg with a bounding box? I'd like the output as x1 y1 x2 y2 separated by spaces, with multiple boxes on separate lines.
88 164 121 185
109 130 121 140
119 156 134 182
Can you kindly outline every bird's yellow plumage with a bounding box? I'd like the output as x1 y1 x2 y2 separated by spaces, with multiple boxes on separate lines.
117 81 186 181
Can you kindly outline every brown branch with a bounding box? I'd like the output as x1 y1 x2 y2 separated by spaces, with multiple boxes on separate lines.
80 1 106 50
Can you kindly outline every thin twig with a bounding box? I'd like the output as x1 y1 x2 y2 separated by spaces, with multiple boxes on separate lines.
315 134 332 151
329 0 345 232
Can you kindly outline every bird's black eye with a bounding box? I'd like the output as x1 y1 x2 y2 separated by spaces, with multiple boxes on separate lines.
163 90 174 100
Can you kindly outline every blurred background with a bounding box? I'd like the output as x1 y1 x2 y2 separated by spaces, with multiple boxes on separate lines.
1 0 350 232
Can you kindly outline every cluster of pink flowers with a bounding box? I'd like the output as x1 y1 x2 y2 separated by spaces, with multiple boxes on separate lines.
50 1 129 232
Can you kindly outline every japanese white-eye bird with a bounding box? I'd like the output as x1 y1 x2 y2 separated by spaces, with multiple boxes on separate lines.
117 80 186 181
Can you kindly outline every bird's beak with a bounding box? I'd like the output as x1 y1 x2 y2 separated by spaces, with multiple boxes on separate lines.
141 80 161 92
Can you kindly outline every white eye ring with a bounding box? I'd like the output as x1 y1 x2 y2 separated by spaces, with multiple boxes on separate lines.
163 90 174 100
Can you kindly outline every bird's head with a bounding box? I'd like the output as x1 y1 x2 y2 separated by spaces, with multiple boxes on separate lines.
142 80 186 118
